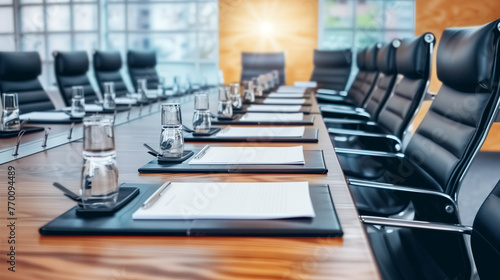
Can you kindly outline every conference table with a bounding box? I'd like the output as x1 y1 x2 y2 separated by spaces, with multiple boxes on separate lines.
0 89 380 279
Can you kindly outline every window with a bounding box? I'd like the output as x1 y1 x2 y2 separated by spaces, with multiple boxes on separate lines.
106 0 219 87
318 0 415 50
1 0 219 90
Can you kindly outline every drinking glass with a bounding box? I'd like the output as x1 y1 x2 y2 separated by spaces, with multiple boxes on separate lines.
137 79 149 102
71 86 86 118
217 86 233 118
243 80 255 102
103 82 116 110
252 77 263 97
192 92 211 133
160 103 184 157
272 70 280 86
81 115 119 209
229 83 242 109
1 93 20 131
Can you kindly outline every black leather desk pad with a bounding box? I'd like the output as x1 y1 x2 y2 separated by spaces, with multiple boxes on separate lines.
39 183 342 237
212 114 315 125
233 105 312 114
138 149 328 174
184 127 319 143
0 126 44 138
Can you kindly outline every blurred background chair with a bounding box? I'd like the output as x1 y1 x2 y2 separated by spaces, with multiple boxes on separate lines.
311 49 352 91
241 52 285 85
93 51 130 97
53 51 99 107
127 50 161 92
0 51 54 114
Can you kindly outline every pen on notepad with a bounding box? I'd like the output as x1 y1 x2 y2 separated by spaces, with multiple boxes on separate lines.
194 145 210 159
142 181 172 209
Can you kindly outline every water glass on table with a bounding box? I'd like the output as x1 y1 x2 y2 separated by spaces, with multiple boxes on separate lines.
160 103 184 158
1 93 20 131
192 92 211 133
71 86 86 118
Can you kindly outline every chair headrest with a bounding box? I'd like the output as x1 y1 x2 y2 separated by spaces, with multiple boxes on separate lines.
313 49 352 68
53 51 89 76
93 51 122 72
0 51 41 81
377 40 399 75
437 20 500 92
241 52 285 69
356 49 367 70
396 32 435 79
364 44 380 71
127 50 157 68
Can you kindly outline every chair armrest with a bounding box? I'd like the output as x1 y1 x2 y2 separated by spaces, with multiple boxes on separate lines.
349 179 460 221
329 128 401 144
334 148 404 158
316 89 338 95
360 216 472 234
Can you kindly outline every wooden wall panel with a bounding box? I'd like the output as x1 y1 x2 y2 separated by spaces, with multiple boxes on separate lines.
219 0 318 84
416 0 500 93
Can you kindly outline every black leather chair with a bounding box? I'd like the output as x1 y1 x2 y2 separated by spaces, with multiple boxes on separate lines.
317 44 380 109
361 179 500 280
338 20 500 221
326 33 435 152
320 41 398 121
241 52 285 85
53 51 99 107
0 51 54 114
93 51 129 97
310 49 352 91
127 50 160 91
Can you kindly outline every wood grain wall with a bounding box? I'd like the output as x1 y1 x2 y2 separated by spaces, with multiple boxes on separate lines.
416 0 500 93
219 0 318 84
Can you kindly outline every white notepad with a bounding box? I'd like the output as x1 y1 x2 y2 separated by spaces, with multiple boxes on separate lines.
294 81 317 88
132 182 315 220
247 105 302 112
217 126 305 138
115 97 138 105
277 86 307 93
268 93 305 98
240 113 304 122
263 98 306 105
20 112 71 121
63 104 104 112
188 145 305 165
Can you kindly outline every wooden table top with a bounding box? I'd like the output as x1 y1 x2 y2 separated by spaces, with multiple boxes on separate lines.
0 90 380 279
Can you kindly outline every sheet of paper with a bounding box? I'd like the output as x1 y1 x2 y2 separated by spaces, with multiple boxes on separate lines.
63 104 103 112
268 93 305 98
277 86 307 93
247 105 302 112
263 98 306 105
132 181 315 220
294 81 317 88
240 113 304 122
115 97 138 105
217 126 305 138
20 112 71 121
189 146 305 165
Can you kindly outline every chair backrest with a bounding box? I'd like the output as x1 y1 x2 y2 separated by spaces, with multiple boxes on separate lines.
241 52 285 84
127 50 160 91
348 44 380 107
0 51 54 114
93 51 128 97
400 20 500 197
472 179 500 280
361 41 399 121
376 33 435 138
310 49 352 91
53 51 98 107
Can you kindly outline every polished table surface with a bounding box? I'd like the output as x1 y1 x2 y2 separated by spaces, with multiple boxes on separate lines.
0 90 380 279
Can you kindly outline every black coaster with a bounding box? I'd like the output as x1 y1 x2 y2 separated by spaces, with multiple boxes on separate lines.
192 127 221 136
217 115 240 121
157 150 194 162
0 126 44 138
75 187 140 217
